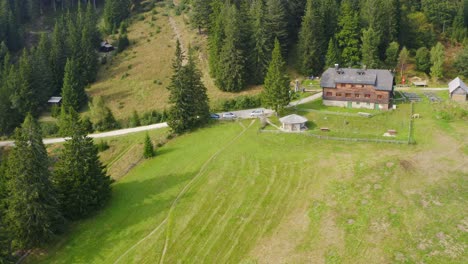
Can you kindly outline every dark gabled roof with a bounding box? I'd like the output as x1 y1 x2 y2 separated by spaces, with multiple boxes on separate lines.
320 68 394 91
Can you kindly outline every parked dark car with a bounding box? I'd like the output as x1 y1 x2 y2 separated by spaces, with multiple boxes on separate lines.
210 113 220 119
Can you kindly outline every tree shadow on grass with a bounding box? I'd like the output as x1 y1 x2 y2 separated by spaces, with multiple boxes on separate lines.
41 171 197 264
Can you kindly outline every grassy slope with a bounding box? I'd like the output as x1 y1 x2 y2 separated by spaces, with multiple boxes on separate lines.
35 100 467 263
87 6 262 121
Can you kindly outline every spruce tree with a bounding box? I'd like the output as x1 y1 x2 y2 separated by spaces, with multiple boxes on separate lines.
0 154 12 262
216 4 246 92
0 56 23 136
143 133 154 159
187 50 210 127
325 38 340 69
248 0 269 84
5 114 63 249
265 0 289 55
58 106 82 137
191 0 213 31
31 33 54 105
207 0 225 79
62 58 87 112
336 0 360 67
262 39 290 114
53 129 113 220
385 41 400 69
50 19 67 95
361 27 381 68
430 42 445 81
11 50 35 117
415 47 431 73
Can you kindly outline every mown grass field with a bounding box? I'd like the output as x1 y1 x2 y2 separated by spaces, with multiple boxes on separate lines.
32 98 467 264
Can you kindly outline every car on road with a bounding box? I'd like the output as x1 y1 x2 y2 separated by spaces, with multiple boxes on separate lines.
210 113 220 119
222 112 237 119
250 109 264 117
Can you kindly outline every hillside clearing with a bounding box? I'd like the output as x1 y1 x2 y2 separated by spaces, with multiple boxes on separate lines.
33 99 467 263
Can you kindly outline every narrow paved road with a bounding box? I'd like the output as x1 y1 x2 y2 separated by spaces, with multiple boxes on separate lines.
0 93 323 147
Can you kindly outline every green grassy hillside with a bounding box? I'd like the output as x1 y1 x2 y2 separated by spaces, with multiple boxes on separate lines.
33 99 467 263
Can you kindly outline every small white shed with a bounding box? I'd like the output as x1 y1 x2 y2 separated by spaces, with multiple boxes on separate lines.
279 114 308 132
449 77 468 102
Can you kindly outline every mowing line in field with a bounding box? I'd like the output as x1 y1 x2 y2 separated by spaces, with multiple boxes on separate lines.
196 159 263 262
178 159 249 261
114 123 252 264
158 120 256 264
220 164 279 262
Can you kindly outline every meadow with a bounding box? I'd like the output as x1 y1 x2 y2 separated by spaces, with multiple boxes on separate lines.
33 98 467 263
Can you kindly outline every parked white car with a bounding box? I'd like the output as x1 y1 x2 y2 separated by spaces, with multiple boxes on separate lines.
250 109 264 117
222 112 237 119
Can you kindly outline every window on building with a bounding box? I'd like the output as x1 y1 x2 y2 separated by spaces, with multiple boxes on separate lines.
364 94 371 98
355 94 360 98
356 102 360 105
336 93 342 96
377 95 383 99
345 93 351 97
326 92 332 96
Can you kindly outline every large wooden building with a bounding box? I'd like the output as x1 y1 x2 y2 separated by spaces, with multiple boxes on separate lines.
320 66 395 110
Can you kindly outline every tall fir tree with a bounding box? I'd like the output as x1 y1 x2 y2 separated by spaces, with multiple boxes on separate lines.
265 0 289 55
430 42 445 80
61 58 87 112
216 4 246 92
262 39 290 113
385 41 400 69
0 153 12 262
336 0 361 67
53 129 113 220
50 18 68 95
5 114 63 249
0 55 23 136
248 0 270 84
31 33 54 105
361 27 381 68
143 133 154 159
325 38 340 69
191 0 213 31
297 0 326 75
11 50 35 117
207 0 225 80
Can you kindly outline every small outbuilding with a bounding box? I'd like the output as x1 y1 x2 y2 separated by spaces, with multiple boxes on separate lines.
449 77 468 102
100 41 115 52
47 96 62 106
279 114 308 132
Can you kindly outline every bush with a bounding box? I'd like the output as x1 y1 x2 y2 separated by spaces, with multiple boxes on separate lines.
96 140 110 152
117 34 130 53
41 122 59 137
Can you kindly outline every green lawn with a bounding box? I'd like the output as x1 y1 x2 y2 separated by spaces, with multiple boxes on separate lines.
30 100 468 263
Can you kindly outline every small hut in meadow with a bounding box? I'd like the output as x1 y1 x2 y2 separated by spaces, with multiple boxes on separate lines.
449 77 468 102
279 114 308 132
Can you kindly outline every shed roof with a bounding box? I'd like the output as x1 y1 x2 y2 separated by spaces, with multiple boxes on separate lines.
48 96 62 103
279 114 308 124
448 77 468 93
320 68 394 91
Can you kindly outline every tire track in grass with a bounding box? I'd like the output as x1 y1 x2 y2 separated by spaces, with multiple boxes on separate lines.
220 164 279 263
114 121 254 264
194 159 262 262
177 159 246 260
158 120 255 264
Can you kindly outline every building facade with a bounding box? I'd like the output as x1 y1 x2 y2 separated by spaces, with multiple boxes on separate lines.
320 66 395 110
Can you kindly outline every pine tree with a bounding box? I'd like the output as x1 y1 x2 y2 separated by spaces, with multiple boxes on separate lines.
398 46 409 80
62 58 86 112
248 0 269 84
50 19 67 95
336 1 360 67
53 130 113 220
58 106 83 136
0 153 12 262
265 0 289 55
415 47 431 73
385 41 400 69
0 55 22 136
168 41 210 133
11 50 35 117
325 38 340 69
430 42 445 80
216 4 246 92
31 33 54 105
207 0 225 79
262 39 290 113
361 27 381 68
143 133 154 159
5 114 63 249
80 24 98 84
297 0 326 76
191 0 213 31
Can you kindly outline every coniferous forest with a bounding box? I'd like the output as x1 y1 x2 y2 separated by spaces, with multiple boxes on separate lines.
0 0 467 262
